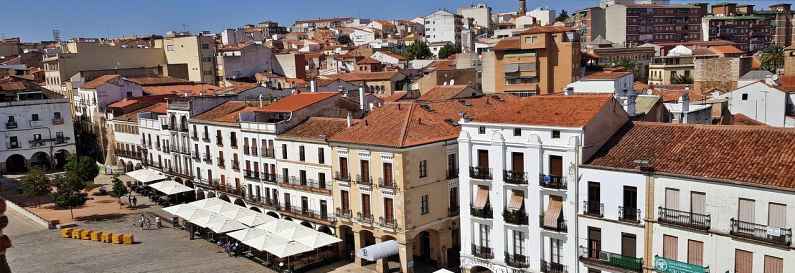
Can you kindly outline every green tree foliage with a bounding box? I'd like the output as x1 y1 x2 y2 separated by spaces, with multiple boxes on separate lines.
437 43 461 59
20 168 51 207
556 10 570 22
760 46 784 73
51 173 87 211
110 175 128 198
404 41 433 60
65 155 99 186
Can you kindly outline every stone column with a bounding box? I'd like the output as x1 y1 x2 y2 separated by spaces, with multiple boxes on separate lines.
375 237 386 273
398 240 414 273
353 229 363 266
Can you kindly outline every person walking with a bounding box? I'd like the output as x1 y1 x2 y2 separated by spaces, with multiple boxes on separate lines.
154 216 161 229
131 195 138 208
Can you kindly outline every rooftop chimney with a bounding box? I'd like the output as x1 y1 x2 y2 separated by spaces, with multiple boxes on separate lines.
358 87 365 111
680 89 690 124
519 0 527 15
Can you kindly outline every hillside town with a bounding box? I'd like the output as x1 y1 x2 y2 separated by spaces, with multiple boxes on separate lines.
1 1 794 273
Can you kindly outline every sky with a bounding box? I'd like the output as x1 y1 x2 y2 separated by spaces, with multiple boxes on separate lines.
0 0 789 42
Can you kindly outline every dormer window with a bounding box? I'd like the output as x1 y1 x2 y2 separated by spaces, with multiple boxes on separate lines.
552 130 561 139
513 128 521 136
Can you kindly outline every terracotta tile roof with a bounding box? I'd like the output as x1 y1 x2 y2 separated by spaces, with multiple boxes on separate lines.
514 26 575 35
586 122 795 191
81 75 121 89
375 50 407 61
418 85 473 101
107 95 172 109
192 101 266 124
280 117 354 141
708 45 744 55
731 114 767 126
143 84 221 96
329 95 523 148
328 71 403 82
115 102 167 122
472 95 616 127
357 56 381 65
494 37 521 50
778 75 795 92
127 76 189 86
583 71 633 80
382 91 411 102
261 92 338 113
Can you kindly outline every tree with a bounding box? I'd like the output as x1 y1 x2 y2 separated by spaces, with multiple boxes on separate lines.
110 175 129 209
65 155 99 186
20 168 51 207
51 173 87 219
760 46 784 73
437 43 461 59
337 34 352 46
556 10 570 22
404 41 433 60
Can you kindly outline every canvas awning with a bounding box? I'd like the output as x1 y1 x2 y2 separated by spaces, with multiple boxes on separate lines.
473 187 489 209
227 228 312 258
125 168 167 184
507 191 524 211
149 180 193 195
206 218 248 234
544 197 562 228
356 240 399 261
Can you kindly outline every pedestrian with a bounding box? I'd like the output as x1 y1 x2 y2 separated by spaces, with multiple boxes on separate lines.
131 195 138 208
232 241 239 257
139 214 145 228
127 195 132 207
154 216 161 229
225 242 233 257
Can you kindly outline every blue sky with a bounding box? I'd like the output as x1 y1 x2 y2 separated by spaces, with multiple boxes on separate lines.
0 0 788 42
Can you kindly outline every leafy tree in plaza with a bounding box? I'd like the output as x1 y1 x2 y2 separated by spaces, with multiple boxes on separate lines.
65 155 99 186
51 173 87 218
20 168 51 207
404 41 433 60
437 43 461 59
760 46 784 73
110 175 129 209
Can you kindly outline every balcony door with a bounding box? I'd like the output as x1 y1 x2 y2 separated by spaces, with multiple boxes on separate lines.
549 155 563 177
621 233 636 258
383 163 393 186
588 182 601 215
341 190 349 211
320 200 328 219
588 227 601 258
511 152 524 173
339 157 349 177
384 198 394 222
738 199 755 223
477 150 489 169
361 194 371 216
360 160 369 182
624 186 638 220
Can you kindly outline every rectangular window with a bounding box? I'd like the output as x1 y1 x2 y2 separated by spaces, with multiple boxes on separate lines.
513 128 521 136
420 194 429 214
301 196 308 212
552 130 560 139
665 188 680 210
764 255 783 273
281 144 288 159
735 249 753 273
691 192 706 215
383 162 393 186
687 240 703 266
339 157 348 178
341 190 349 211
663 235 678 259
361 193 371 216
318 147 325 164
384 198 394 221
282 168 288 183
738 198 755 223
299 146 305 161
318 173 326 188
479 224 490 247
478 126 485 134
32 114 39 121
513 231 524 255
229 132 237 148
477 150 489 169
768 203 787 228
360 160 369 182
284 193 291 209
419 160 427 178
8 136 18 148
299 170 307 185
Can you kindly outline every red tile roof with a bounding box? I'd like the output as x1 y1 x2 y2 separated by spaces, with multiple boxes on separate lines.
192 101 267 124
587 122 795 191
143 84 221 96
583 71 633 80
357 56 381 65
81 75 121 89
472 95 617 127
327 71 403 82
261 92 338 113
494 37 521 50
330 95 523 148
126 76 189 86
514 26 575 35
418 85 475 101
280 117 354 141
115 102 167 122
708 45 744 55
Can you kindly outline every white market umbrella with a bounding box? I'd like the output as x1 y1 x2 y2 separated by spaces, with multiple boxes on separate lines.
234 211 278 227
149 180 193 195
206 218 248 234
125 168 167 184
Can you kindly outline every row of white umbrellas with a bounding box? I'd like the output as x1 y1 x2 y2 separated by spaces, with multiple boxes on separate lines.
164 197 341 258
149 180 194 196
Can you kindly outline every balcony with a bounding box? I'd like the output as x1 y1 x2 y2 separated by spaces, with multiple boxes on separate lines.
470 244 494 259
378 178 397 193
505 253 529 268
619 206 641 223
52 118 64 125
161 124 169 130
334 172 351 187
583 201 604 217
356 175 373 186
657 207 710 231
216 158 225 168
250 147 258 156
335 208 352 220
377 217 398 231
202 135 210 142
263 149 275 158
579 246 643 273
231 162 240 171
215 138 223 147
541 260 568 273
539 214 567 232
730 218 792 246
280 206 334 225
446 168 459 179
503 209 529 225
5 122 17 129
243 146 250 155
202 155 212 164
191 152 200 161
281 177 332 195
356 212 373 225
262 173 276 184
55 136 70 145
503 170 528 184
191 135 199 141
469 167 492 180
470 204 493 219
539 174 566 189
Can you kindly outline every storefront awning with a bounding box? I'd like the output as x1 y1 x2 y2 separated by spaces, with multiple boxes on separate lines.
356 240 399 261
125 168 167 184
149 180 193 195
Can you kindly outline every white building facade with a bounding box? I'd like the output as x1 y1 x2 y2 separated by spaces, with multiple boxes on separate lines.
424 10 464 47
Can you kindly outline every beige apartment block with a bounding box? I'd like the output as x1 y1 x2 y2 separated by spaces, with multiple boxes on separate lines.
155 35 217 84
483 26 580 96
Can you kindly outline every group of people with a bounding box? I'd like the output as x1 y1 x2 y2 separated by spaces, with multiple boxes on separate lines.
219 238 241 257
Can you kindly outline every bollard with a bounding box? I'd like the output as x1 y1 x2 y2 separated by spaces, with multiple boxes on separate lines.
91 231 102 241
80 229 91 240
123 234 134 245
101 232 112 243
71 229 83 239
112 233 123 244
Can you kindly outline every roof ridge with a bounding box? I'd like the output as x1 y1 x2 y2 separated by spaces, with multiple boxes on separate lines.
399 104 415 147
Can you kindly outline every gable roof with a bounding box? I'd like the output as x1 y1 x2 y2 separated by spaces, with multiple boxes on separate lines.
191 101 267 124
586 122 795 192
330 95 522 148
143 84 221 96
81 75 121 89
494 37 521 51
740 70 774 81
472 95 616 128
418 85 475 101
115 102 167 122
261 92 338 113
280 117 354 141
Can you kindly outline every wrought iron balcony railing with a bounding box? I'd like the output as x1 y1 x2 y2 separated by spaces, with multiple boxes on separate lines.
730 218 792 246
658 207 710 230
